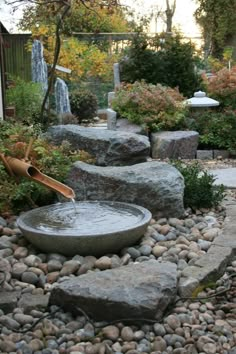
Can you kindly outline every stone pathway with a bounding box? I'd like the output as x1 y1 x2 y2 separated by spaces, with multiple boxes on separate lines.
210 168 236 189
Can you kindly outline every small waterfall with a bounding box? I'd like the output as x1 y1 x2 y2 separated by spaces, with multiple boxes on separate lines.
31 40 48 94
54 77 71 115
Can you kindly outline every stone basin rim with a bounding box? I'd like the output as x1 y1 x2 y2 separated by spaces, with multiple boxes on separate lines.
17 200 152 238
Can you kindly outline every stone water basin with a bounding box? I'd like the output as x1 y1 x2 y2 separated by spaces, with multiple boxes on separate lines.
17 201 152 256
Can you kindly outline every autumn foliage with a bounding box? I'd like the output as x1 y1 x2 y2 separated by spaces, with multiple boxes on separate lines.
203 66 236 108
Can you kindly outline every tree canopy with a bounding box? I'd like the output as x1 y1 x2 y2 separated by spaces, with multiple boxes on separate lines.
195 0 236 58
10 0 131 34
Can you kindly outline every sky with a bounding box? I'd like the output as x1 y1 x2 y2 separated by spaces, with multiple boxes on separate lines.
0 1 26 33
122 0 201 37
0 0 201 37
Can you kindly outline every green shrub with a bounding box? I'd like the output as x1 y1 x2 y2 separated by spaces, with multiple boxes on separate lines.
70 89 98 123
112 81 188 132
188 109 236 152
172 160 225 210
6 77 43 124
120 32 202 97
0 121 94 213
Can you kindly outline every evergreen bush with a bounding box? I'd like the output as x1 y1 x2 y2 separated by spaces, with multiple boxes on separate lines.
172 161 225 210
188 109 236 152
120 32 202 97
70 89 98 123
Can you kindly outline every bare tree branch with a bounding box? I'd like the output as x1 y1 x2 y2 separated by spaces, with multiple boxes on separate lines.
40 1 71 126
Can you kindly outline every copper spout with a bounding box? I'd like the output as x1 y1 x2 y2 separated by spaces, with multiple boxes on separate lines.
0 155 75 199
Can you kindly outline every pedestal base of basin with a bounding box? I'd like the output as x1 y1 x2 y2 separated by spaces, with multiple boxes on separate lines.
17 201 152 256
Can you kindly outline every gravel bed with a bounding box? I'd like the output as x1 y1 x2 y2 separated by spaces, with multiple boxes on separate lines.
1 191 236 354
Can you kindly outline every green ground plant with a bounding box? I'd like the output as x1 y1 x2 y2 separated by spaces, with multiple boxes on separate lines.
0 121 94 213
6 77 43 124
172 160 225 210
112 81 188 132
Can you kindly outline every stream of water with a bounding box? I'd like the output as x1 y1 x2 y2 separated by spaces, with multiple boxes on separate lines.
71 198 78 216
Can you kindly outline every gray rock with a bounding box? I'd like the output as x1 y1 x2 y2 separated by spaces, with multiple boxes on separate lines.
164 334 186 346
102 325 120 340
0 315 20 330
67 161 184 218
0 217 7 227
0 291 21 313
0 339 16 352
0 257 11 273
45 125 150 166
50 260 177 321
196 150 213 160
60 260 80 276
153 337 167 352
94 256 112 270
198 239 211 251
14 313 34 325
121 326 134 341
24 255 42 267
47 260 63 272
21 271 38 285
165 314 181 330
18 293 50 314
151 131 199 159
138 244 152 256
0 248 12 257
0 239 13 249
153 323 166 336
127 247 141 259
14 246 28 259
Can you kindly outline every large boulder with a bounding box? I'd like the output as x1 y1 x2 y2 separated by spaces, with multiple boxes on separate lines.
49 260 177 321
66 161 185 218
44 125 150 166
151 131 199 159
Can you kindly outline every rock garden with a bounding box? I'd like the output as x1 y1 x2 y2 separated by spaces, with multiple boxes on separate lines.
2 5 236 353
1 113 236 353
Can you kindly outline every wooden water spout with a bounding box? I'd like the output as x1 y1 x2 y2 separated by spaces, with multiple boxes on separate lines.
0 154 75 199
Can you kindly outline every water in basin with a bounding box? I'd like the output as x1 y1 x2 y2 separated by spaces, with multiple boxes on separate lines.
17 201 152 256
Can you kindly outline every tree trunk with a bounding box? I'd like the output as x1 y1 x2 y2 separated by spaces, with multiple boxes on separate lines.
165 0 176 34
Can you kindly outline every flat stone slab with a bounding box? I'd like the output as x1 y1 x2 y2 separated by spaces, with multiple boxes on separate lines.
44 125 150 166
151 131 199 159
209 168 236 189
67 161 185 218
49 260 177 321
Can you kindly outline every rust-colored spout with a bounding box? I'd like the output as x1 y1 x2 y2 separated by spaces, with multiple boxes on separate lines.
0 154 75 200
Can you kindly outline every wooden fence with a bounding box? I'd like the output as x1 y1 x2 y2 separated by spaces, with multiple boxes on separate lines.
2 33 32 82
